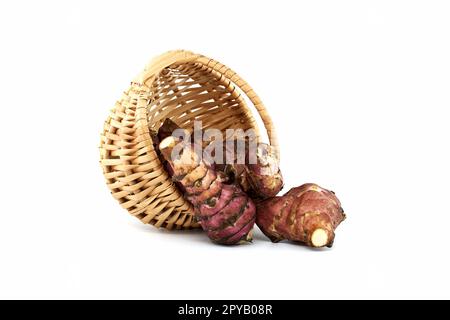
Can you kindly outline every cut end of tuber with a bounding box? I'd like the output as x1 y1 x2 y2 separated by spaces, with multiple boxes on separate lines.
159 136 177 151
310 228 329 248
255 184 345 249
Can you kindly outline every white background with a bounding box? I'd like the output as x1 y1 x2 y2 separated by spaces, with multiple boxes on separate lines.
0 0 449 299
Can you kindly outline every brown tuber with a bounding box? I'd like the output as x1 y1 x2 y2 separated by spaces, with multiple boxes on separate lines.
245 143 283 199
210 138 284 199
256 183 346 248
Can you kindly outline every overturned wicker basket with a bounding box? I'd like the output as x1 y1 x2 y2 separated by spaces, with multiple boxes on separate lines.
100 50 278 230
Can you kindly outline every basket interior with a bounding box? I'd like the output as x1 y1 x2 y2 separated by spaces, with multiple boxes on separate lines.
146 62 259 138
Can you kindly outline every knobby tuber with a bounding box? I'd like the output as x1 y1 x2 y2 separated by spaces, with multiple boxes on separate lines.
215 139 283 199
256 183 346 248
158 136 256 245
156 119 284 199
245 143 283 199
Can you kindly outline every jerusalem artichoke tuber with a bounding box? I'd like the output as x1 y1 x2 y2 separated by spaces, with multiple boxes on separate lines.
256 183 345 248
158 136 256 245
156 119 283 199
245 143 283 199
211 138 283 199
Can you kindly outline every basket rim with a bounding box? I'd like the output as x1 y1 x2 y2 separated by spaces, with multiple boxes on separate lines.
134 49 279 158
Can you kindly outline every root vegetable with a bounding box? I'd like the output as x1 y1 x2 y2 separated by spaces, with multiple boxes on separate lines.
156 119 284 199
245 143 284 199
158 136 256 245
213 139 284 199
256 183 346 248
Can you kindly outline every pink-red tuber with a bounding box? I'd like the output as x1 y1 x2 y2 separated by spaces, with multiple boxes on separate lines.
158 136 256 245
256 183 346 248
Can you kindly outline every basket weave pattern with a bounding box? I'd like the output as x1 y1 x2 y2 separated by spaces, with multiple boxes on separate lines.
100 50 277 229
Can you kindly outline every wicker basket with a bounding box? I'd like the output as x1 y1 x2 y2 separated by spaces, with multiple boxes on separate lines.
100 50 278 230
